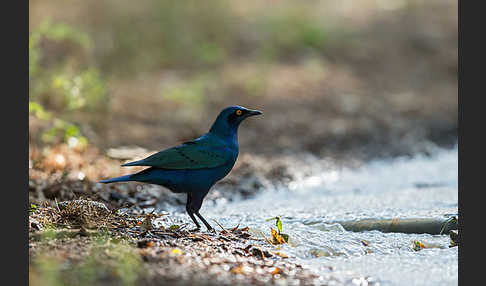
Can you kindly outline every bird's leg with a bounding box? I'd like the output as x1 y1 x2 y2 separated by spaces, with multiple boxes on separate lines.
195 212 215 233
186 193 201 231
188 192 214 232
187 212 201 232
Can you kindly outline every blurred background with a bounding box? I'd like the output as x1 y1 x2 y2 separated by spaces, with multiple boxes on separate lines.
29 0 457 162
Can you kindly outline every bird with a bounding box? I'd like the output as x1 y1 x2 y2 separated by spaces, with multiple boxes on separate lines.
99 106 262 232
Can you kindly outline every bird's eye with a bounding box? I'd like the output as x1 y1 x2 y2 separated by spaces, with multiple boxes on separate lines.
235 109 243 116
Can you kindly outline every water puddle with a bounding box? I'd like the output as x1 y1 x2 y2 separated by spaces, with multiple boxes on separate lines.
194 145 459 285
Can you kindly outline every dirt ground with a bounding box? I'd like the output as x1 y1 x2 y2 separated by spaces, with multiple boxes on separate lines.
28 133 339 285
29 200 329 286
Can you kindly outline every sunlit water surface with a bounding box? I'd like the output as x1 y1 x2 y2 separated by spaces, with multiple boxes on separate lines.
163 146 458 286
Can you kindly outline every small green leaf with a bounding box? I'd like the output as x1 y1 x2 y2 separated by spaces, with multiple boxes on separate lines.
29 204 38 214
29 102 51 120
276 217 282 233
280 233 289 243
266 216 283 233
169 225 180 230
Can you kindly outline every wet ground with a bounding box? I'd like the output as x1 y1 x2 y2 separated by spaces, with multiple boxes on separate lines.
29 141 457 286
195 145 458 285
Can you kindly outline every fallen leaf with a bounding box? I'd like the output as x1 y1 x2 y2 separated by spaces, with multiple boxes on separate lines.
141 215 153 230
251 247 266 259
231 265 244 274
273 251 289 258
412 240 425 251
271 228 286 245
171 248 183 255
230 223 240 232
270 267 281 275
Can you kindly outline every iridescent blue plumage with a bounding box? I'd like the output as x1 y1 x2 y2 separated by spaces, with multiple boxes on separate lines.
100 106 262 231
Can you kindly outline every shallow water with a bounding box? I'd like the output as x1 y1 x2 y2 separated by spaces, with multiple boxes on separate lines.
165 146 458 285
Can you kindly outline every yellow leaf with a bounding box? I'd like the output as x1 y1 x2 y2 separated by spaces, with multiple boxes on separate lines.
271 228 286 245
171 248 183 255
273 251 289 258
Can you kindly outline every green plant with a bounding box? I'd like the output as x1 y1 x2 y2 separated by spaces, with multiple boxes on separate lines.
31 233 143 286
258 11 328 61
29 20 107 114
78 237 142 286
40 118 88 147
30 254 65 286
30 100 88 147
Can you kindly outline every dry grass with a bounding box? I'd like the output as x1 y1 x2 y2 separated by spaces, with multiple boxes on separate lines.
29 200 324 286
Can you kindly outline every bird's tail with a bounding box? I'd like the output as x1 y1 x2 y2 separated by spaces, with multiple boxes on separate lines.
99 175 132 184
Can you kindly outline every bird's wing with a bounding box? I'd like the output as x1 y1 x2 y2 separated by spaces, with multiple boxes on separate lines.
121 135 234 170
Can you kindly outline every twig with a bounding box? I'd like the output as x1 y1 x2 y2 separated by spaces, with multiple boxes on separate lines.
212 219 228 233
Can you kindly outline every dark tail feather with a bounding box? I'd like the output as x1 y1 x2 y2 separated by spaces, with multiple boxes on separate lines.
121 160 144 167
99 175 132 184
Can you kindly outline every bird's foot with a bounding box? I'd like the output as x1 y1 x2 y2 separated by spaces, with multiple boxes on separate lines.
206 227 216 234
188 227 201 233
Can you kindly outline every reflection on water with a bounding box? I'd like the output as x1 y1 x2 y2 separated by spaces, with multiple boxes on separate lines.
172 145 458 285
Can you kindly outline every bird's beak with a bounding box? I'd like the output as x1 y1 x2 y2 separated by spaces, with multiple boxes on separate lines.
246 109 263 117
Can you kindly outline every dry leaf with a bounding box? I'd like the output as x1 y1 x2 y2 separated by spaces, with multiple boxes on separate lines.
231 265 244 274
271 228 286 245
273 251 289 258
270 267 281 275
230 223 240 232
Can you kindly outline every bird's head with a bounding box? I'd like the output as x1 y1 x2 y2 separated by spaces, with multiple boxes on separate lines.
209 106 262 137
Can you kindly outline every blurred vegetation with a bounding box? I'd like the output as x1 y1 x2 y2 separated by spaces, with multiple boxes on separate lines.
29 20 108 146
29 0 457 157
29 1 332 77
29 20 107 112
78 0 331 74
29 0 334 147
30 233 142 286
29 101 88 147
